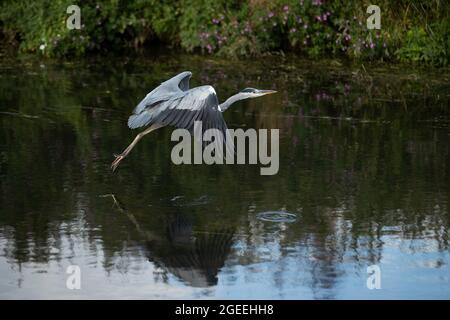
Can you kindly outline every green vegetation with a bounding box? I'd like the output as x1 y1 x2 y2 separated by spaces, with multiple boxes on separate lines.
0 0 449 65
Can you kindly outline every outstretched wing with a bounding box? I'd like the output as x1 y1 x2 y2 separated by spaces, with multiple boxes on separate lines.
128 85 227 134
128 73 233 157
130 71 192 119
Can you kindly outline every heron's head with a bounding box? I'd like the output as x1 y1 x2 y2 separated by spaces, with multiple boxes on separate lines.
239 87 277 99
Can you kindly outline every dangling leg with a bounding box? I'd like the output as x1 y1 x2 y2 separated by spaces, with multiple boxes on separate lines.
111 123 164 171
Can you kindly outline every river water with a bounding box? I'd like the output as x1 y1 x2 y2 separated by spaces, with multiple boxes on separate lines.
0 54 449 299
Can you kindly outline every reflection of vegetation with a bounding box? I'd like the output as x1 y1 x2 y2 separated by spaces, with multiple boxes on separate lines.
0 56 449 293
0 1 449 65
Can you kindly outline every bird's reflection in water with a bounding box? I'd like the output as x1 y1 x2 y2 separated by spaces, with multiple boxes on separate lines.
105 194 234 288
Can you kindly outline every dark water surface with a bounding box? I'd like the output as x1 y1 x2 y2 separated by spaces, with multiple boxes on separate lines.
0 54 449 299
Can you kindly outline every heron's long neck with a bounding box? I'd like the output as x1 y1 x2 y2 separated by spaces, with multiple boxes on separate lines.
219 93 246 112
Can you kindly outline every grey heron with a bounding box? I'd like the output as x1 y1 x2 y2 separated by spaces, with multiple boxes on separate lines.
111 71 276 171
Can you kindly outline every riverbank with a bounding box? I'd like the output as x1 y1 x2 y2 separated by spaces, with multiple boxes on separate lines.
1 1 449 66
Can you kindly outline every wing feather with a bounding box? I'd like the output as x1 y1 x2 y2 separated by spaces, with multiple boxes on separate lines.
130 71 192 118
128 85 226 135
127 76 234 157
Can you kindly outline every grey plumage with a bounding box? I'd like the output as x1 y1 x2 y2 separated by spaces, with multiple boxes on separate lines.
111 71 276 171
128 72 226 137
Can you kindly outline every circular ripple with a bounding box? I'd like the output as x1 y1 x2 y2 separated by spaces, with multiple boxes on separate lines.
256 211 297 223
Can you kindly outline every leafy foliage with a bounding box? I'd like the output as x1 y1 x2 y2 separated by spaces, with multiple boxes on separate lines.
0 0 449 65
396 22 449 66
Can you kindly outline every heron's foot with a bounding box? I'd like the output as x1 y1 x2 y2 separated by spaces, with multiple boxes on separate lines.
111 153 126 172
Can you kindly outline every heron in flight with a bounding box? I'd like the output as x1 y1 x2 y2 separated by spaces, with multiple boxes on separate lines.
111 71 276 171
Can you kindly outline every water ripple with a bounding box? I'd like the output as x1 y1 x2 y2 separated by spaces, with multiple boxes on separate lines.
256 211 297 223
